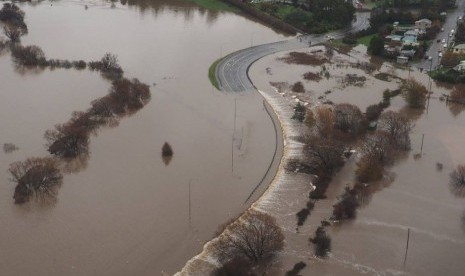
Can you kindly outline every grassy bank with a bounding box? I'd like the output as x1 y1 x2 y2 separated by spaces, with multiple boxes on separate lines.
187 0 238 12
357 34 375 47
208 58 222 90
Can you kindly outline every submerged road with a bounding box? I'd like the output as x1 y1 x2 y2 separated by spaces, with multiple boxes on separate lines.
216 12 371 93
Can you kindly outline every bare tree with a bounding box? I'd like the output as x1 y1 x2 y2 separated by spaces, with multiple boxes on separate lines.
450 85 465 104
10 44 46 66
402 78 428 109
333 103 366 136
450 165 465 197
3 24 22 42
360 131 393 165
303 135 344 173
378 111 412 150
109 78 151 114
355 155 383 183
9 157 63 204
45 124 89 158
215 210 284 264
101 52 120 71
314 106 334 138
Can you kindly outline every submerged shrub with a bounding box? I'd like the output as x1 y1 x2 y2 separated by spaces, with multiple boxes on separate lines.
0 3 27 31
332 186 360 220
286 261 307 276
309 226 331 257
11 45 46 66
9 157 63 204
162 142 173 157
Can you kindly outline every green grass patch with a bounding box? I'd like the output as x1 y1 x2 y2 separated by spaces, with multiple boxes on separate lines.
187 0 238 12
208 58 222 90
274 5 301 19
357 34 376 47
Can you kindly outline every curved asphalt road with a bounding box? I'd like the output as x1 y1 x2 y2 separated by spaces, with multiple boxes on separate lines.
216 12 371 92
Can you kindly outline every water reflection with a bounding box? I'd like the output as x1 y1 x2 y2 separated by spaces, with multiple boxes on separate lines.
461 210 465 233
447 102 465 117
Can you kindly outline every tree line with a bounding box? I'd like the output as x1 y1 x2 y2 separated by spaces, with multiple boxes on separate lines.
2 3 152 205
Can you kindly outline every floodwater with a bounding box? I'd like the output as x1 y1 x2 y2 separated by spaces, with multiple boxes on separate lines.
249 46 465 275
0 1 288 275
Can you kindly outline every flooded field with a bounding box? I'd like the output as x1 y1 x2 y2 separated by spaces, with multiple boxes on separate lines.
0 1 288 275
249 45 465 275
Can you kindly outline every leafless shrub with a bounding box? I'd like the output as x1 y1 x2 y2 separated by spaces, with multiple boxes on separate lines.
3 143 19 153
314 106 334 139
214 210 284 264
291 81 305 93
450 165 465 197
11 44 47 66
9 157 63 204
278 51 327 66
343 74 366 87
303 71 322 82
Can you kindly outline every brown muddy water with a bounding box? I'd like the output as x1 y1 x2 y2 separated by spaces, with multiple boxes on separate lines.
249 45 465 275
0 1 288 275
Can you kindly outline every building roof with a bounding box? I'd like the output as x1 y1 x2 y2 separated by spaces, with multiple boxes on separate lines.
405 29 419 36
416 18 432 24
454 44 465 50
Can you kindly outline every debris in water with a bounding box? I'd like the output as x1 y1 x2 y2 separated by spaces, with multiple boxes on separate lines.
3 143 19 153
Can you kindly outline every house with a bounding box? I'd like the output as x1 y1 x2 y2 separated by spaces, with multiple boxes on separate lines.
402 29 420 46
400 49 416 58
454 60 465 71
415 19 432 31
397 56 409 64
453 44 465 54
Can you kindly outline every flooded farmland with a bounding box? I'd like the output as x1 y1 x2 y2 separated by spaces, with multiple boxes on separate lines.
0 1 288 275
249 45 465 275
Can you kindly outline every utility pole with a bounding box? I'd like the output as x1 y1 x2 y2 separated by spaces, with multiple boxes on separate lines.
420 134 425 154
232 98 237 174
188 179 192 228
426 57 433 114
403 228 411 266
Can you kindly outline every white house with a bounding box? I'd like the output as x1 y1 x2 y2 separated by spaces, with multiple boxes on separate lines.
453 44 465 54
415 19 432 30
454 60 465 71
